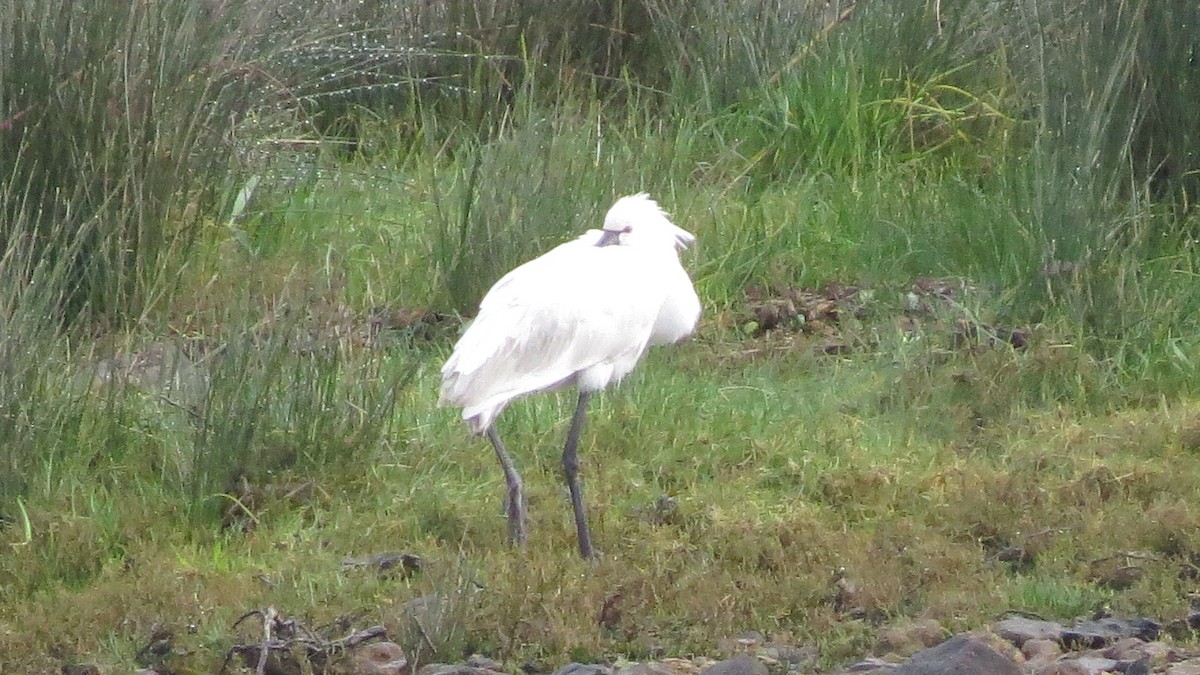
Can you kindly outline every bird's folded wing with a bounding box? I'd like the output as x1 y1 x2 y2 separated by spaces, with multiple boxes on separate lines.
440 247 662 423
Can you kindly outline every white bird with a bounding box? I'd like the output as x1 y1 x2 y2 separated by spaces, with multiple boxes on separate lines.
439 193 701 559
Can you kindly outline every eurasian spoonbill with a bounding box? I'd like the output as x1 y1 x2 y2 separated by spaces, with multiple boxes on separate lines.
439 193 700 559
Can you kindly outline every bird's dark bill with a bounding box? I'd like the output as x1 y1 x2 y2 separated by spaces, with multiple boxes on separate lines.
595 230 621 247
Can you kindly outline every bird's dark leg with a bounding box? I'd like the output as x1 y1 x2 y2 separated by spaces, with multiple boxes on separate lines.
487 426 527 548
562 390 595 559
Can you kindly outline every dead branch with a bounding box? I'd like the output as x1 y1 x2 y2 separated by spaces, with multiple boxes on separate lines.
220 606 389 675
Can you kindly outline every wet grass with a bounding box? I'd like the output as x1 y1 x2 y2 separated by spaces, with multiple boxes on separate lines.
5 350 1200 671
1 169 1200 672
3 0 1200 671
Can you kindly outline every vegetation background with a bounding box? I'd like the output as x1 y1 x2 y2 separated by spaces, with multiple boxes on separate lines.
1 0 1199 671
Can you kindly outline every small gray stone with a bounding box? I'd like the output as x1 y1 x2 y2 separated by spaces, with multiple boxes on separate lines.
466 654 505 671
1126 641 1174 667
1124 656 1151 675
1021 638 1061 670
893 634 1022 675
418 665 498 675
698 655 768 675
552 663 613 675
1168 660 1200 675
761 643 819 669
842 658 900 672
619 658 686 672
349 642 408 675
1066 656 1121 674
995 617 1065 646
614 664 679 675
1100 637 1146 660
1061 617 1160 649
876 619 946 657
1036 661 1090 675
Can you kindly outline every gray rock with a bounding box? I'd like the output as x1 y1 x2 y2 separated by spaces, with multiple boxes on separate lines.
418 665 499 675
1036 661 1091 675
717 631 766 657
96 341 209 407
614 664 680 675
876 619 946 657
552 664 613 675
1021 638 1061 670
698 655 768 675
1167 659 1200 675
1061 617 1160 649
1124 656 1151 675
893 634 1021 675
840 658 900 672
1063 656 1121 674
760 643 819 670
348 642 409 675
341 552 424 578
1100 637 1147 660
995 616 1065 646
465 654 505 671
1112 640 1175 667
734 630 766 649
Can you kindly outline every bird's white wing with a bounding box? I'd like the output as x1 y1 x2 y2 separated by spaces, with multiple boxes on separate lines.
440 245 666 433
649 260 701 346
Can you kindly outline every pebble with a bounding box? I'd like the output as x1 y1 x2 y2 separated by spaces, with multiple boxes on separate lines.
892 633 1022 675
399 613 1198 675
697 655 768 675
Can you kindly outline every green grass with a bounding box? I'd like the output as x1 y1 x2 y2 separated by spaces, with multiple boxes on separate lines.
3 0 1200 671
5 137 1200 673
5 311 1200 671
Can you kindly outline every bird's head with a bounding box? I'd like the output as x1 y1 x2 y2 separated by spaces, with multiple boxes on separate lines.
596 193 696 251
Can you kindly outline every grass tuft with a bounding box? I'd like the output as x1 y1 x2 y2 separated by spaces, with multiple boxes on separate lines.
2 0 1200 671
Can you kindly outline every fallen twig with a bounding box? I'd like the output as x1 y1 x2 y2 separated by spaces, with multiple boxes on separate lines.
220 606 390 674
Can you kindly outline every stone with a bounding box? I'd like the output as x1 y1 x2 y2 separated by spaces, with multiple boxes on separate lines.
1065 656 1121 674
876 619 947 657
1021 638 1061 670
340 552 424 578
96 341 209 407
1061 617 1160 649
656 658 705 675
760 643 818 670
1132 641 1175 667
994 617 1065 646
1034 662 1089 675
1021 638 1061 660
1033 653 1149 675
1125 656 1151 675
615 664 680 675
417 665 497 675
893 634 1022 675
552 664 612 675
964 630 1021 663
717 631 766 656
465 655 504 672
841 658 900 672
1167 660 1200 675
346 642 409 675
697 655 768 675
840 658 897 672
1102 637 1147 660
